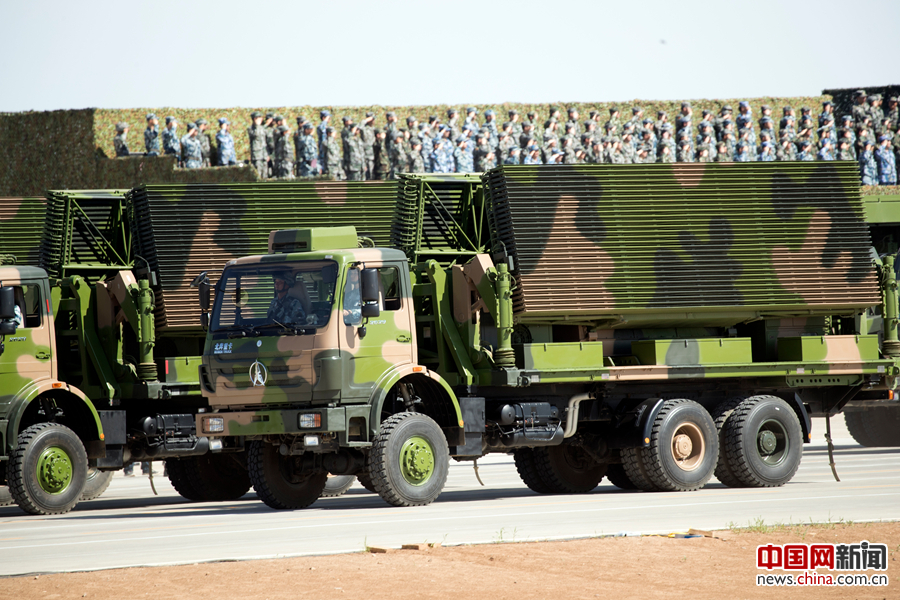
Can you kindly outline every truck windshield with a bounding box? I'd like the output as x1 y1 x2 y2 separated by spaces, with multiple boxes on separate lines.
211 261 338 336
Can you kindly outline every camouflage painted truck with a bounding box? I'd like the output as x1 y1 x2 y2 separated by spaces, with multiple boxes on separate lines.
0 182 398 514
194 162 900 510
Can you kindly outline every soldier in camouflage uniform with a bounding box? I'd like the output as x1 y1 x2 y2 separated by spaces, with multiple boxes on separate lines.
248 111 268 179
839 115 856 146
268 272 306 325
497 128 517 161
113 122 130 157
445 109 460 141
876 135 897 184
324 127 345 180
274 124 294 178
733 141 752 163
796 117 814 150
372 129 390 179
463 107 480 136
340 116 354 174
264 113 276 176
676 102 692 136
194 119 212 167
181 122 202 169
317 110 331 173
162 116 180 164
216 118 237 166
777 136 796 162
886 97 899 133
473 134 496 171
483 109 499 147
144 114 160 156
523 144 542 165
361 112 376 179
344 125 365 181
859 139 878 185
796 140 814 161
818 101 834 129
851 90 869 126
519 122 535 149
454 135 475 173
296 122 318 177
758 117 777 146
836 139 855 162
508 110 522 138
715 141 732 163
565 107 581 138
696 145 711 163
605 107 620 137
857 117 876 154
868 94 885 130
759 141 776 162
503 146 521 165
627 107 643 134
390 132 408 178
429 136 451 173
714 104 732 139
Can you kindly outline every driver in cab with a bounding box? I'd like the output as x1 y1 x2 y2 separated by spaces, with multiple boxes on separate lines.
267 271 306 325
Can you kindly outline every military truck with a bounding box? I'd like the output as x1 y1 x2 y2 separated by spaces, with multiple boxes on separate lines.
194 163 900 510
0 182 398 514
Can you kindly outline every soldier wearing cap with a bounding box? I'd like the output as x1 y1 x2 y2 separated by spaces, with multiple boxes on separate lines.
675 139 692 163
296 122 318 177
777 135 796 162
113 122 130 157
836 138 855 162
886 97 899 134
317 110 331 173
162 116 181 164
360 112 375 179
838 126 857 160
180 123 202 169
713 104 731 138
508 109 522 138
144 114 160 156
605 107 620 137
263 113 276 175
216 118 237 166
463 107 480 135
344 124 365 181
273 124 294 178
851 91 869 125
795 140 813 161
758 117 777 146
389 130 409 178
715 141 732 163
856 116 875 153
818 101 834 129
323 126 345 180
816 139 834 161
482 109 499 147
859 139 878 185
565 107 581 138
523 110 538 131
268 272 306 325
195 118 212 167
675 102 692 136
372 129 390 179
503 146 521 165
628 106 643 133
248 111 268 179
445 109 460 140
406 137 424 172
868 94 885 130
733 141 751 163
876 135 897 184
473 134 496 171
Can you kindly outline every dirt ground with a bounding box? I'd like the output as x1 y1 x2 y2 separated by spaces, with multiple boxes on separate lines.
1 522 897 600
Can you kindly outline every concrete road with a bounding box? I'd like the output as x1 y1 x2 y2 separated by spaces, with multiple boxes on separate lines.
1 417 898 576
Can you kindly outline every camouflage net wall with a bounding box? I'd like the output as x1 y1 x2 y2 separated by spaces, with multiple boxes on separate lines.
0 109 257 196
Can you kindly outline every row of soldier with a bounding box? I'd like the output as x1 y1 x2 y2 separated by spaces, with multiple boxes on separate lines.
113 93 899 184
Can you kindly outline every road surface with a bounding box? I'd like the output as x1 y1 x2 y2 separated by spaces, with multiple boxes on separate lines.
1 417 897 576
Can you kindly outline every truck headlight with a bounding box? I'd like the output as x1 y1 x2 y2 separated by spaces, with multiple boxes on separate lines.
299 413 321 428
203 416 225 433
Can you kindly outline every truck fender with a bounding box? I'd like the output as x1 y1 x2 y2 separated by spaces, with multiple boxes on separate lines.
5 381 104 456
368 365 463 436
790 392 813 443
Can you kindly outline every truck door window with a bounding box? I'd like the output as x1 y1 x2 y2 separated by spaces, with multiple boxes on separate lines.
12 285 41 328
378 267 401 311
343 269 362 327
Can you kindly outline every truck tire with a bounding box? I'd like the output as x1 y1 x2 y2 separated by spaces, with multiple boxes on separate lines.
0 486 12 506
639 399 718 492
722 395 802 487
513 448 554 493
187 454 252 501
532 445 607 493
844 406 900 447
605 463 637 490
165 458 205 501
621 447 658 491
248 441 327 510
321 475 355 497
367 412 449 507
356 470 378 493
81 467 114 501
711 398 746 488
6 423 88 515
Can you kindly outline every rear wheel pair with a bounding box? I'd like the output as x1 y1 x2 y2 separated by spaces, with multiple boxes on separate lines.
844 405 900 447
514 445 607 494
166 454 252 502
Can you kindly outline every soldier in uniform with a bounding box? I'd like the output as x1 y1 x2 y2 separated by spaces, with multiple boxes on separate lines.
876 135 897 184
503 146 521 165
851 90 869 125
779 107 795 139
324 127 345 180
836 139 855 161
605 107 620 137
519 122 535 148
248 111 268 179
473 134 496 171
216 118 237 166
759 141 776 162
868 94 885 129
777 136 796 162
508 110 522 138
144 113 159 156
445 109 460 140
194 119 212 167
565 107 581 138
274 124 294 178
696 145 711 163
818 101 835 129
715 141 732 163
263 113 276 177
361 112 376 179
522 144 542 165
113 122 130 157
454 134 475 173
297 122 318 177
162 116 180 164
342 125 364 181
483 109 499 147
796 140 814 161
181 122 202 169
859 139 878 185
628 106 643 133
887 97 899 133
463 107 480 136
390 131 408 178
407 138 425 172
268 272 306 325
734 141 752 163
714 104 732 138
676 102 692 136
373 128 390 179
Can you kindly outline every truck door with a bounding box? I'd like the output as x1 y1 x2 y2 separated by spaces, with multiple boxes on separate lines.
340 263 415 400
0 282 54 404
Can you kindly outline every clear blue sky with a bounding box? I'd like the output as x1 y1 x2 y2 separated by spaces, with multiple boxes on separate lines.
2 0 898 112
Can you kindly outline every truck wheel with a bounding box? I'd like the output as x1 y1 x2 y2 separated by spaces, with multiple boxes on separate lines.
621 447 658 491
722 395 802 487
368 412 449 507
605 463 637 490
711 398 745 488
165 458 205 501
356 470 377 493
248 441 327 510
513 448 554 493
321 475 355 497
532 445 607 493
81 467 114 501
6 423 88 515
640 399 718 492
0 486 12 506
844 406 900 447
187 454 252 501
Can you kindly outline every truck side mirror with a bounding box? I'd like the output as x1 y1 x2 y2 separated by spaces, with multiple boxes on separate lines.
361 303 380 319
0 286 15 319
200 312 209 329
361 268 380 303
199 281 211 311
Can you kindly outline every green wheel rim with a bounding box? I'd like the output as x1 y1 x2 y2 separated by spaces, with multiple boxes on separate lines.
36 446 74 495
756 419 789 466
399 435 435 486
